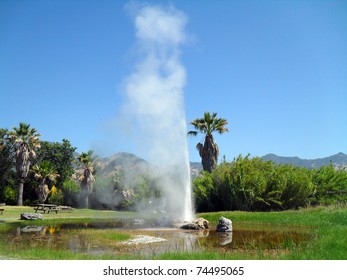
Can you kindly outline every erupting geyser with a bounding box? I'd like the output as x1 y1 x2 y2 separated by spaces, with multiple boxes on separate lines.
122 3 194 221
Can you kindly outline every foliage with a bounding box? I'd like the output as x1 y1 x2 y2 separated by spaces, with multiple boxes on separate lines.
194 155 347 212
61 178 80 206
188 112 229 172
311 164 347 205
0 125 77 206
92 169 161 211
34 140 76 205
48 185 64 205
2 185 17 204
35 140 76 189
8 122 41 205
2 120 345 213
32 161 59 203
75 150 96 208
0 129 17 204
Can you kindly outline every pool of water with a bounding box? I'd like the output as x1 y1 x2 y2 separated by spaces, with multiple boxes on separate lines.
1 220 312 258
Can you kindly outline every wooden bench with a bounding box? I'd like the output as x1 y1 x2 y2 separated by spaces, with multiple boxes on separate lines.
0 208 4 215
47 206 60 214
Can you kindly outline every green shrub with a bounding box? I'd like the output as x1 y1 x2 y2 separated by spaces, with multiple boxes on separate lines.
193 155 346 212
2 185 17 205
311 165 347 205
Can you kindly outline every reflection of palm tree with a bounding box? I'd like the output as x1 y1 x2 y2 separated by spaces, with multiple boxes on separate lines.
188 112 229 172
32 161 59 203
77 151 96 208
9 123 41 205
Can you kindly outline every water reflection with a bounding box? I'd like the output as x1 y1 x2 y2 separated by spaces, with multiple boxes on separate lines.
218 232 233 245
3 221 310 258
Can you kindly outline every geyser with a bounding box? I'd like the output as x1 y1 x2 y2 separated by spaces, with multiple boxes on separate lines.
122 3 194 221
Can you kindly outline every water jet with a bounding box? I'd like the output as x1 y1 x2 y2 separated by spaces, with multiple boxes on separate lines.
122 4 194 222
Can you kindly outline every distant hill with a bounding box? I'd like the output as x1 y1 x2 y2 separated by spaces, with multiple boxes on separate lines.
95 152 347 179
261 152 347 169
97 152 152 178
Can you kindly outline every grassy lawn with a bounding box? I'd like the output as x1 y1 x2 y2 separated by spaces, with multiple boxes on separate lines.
197 205 347 260
0 205 346 260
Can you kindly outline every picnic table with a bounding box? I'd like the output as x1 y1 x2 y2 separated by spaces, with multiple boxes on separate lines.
33 204 60 214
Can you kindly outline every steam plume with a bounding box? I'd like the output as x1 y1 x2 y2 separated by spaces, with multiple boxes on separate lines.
122 3 193 221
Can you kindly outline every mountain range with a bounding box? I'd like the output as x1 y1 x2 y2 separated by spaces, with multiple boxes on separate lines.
261 152 347 169
96 152 347 178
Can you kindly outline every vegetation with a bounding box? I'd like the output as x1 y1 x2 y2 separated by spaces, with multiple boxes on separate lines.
1 121 346 215
75 150 96 208
0 117 345 261
0 124 78 207
7 123 41 206
193 155 347 212
1 123 162 211
0 206 345 259
32 161 59 203
92 170 161 211
188 112 229 172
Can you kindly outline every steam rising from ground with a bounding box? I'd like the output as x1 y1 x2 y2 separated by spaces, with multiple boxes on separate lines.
120 3 193 221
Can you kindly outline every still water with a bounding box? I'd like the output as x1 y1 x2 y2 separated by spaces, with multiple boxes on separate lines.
2 220 311 258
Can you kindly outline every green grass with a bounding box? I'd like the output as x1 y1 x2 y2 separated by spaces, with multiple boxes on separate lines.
0 206 139 220
0 205 346 260
195 205 347 260
198 205 347 227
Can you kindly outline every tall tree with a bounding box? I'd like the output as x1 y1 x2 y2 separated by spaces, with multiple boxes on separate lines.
35 139 76 188
0 129 16 203
76 150 96 208
188 112 229 172
0 129 14 183
32 161 59 203
8 123 41 205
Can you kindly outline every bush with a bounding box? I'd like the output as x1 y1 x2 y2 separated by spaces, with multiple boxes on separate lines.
62 179 80 206
311 165 347 205
2 185 17 205
280 165 314 209
48 185 64 205
193 155 346 212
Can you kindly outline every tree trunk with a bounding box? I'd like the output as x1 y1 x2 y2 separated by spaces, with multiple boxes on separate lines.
201 134 219 172
81 168 94 208
17 180 24 206
84 193 89 209
82 183 92 208
36 182 50 203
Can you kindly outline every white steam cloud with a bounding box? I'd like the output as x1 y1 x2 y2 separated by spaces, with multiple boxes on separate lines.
121 3 193 221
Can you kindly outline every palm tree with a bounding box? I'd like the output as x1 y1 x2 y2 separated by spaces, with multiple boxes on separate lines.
76 150 96 208
188 112 229 172
32 161 59 203
8 123 41 205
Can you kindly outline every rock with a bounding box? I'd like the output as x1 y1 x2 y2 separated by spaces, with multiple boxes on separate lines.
216 216 232 232
180 218 209 230
193 218 209 229
20 213 43 220
180 223 200 230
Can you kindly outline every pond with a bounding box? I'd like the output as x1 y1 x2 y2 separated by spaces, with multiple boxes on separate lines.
1 219 312 258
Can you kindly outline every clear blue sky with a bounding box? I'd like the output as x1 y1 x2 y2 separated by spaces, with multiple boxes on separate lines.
1 0 346 162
